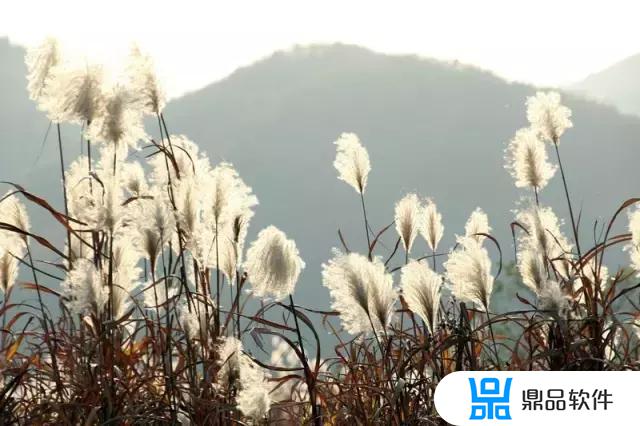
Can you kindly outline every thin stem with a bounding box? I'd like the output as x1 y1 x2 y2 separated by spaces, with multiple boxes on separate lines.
25 243 65 399
289 295 319 426
553 141 581 257
56 124 71 266
359 192 372 260
484 306 501 369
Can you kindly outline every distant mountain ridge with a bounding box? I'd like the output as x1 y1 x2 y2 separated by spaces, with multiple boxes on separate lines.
2 40 640 314
569 53 640 116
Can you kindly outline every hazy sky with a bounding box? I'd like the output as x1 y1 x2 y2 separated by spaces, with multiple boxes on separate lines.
2 0 640 98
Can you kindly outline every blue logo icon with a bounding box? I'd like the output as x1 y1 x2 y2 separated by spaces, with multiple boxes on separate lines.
469 377 512 420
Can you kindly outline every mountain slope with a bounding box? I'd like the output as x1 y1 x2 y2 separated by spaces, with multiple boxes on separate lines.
165 44 640 306
2 40 640 314
570 53 640 116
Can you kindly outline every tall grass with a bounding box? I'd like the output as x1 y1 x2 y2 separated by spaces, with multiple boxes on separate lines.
0 40 639 425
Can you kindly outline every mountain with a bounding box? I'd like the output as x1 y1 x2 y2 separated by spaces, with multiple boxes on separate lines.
2 40 640 319
569 53 640 116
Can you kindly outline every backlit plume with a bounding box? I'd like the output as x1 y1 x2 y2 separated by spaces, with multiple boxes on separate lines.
401 260 441 333
25 37 60 102
526 91 573 143
42 64 105 124
126 45 166 115
244 226 304 300
420 198 444 252
322 251 396 334
61 259 109 316
87 84 145 151
333 132 371 194
0 191 30 293
444 236 494 309
464 208 491 243
627 207 640 274
505 127 556 190
394 193 421 254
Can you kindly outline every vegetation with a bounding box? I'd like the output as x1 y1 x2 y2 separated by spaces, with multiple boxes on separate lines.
0 38 638 425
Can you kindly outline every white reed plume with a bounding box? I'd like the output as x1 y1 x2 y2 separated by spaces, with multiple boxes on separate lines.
518 248 547 294
61 259 108 316
110 234 142 319
444 236 494 309
400 260 442 332
217 336 242 388
420 198 444 252
42 63 105 124
87 84 146 152
178 295 214 341
0 192 30 293
0 248 19 293
627 207 640 274
133 192 175 268
505 128 556 190
149 135 211 185
121 161 149 198
464 207 491 243
322 251 396 334
177 302 200 340
126 45 166 115
205 162 258 230
333 132 371 194
65 147 131 231
25 37 60 102
0 190 31 250
237 353 272 421
65 155 96 225
526 91 573 143
394 193 421 255
515 204 573 277
538 280 569 319
244 226 304 300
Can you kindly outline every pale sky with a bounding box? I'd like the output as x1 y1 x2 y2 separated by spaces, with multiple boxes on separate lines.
2 0 640 99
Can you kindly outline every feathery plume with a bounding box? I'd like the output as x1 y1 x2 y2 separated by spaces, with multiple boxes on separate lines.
217 336 242 388
25 37 60 102
333 132 371 194
87 84 145 152
133 193 174 268
121 161 148 198
518 248 547 294
464 207 491 243
538 280 569 319
126 45 166 115
61 259 108 316
420 198 444 252
400 260 442 332
394 193 421 254
627 207 640 274
237 353 272 421
149 135 211 186
0 249 19 293
244 226 304 300
42 64 105 124
0 191 31 250
110 234 142 319
444 236 494 309
205 162 258 230
526 91 573 143
515 204 573 269
322 251 396 334
505 128 556 190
